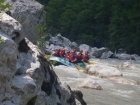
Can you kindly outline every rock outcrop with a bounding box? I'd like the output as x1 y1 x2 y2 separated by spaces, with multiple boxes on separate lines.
5 0 46 43
45 34 140 60
91 47 112 58
0 1 86 105
114 53 132 60
48 34 79 51
79 44 92 54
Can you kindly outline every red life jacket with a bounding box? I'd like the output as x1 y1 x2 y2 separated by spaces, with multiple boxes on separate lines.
76 53 83 61
52 51 60 57
65 53 70 59
69 54 75 61
60 51 65 58
83 54 89 61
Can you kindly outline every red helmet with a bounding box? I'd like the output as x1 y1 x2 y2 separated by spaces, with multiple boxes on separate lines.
79 49 83 53
85 51 88 54
56 48 60 51
73 49 76 52
71 50 75 53
67 50 70 53
62 48 65 51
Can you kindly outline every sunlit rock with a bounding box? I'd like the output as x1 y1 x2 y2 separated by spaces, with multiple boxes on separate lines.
6 0 46 43
11 75 37 104
92 47 110 58
108 77 139 85
87 64 122 78
79 78 102 90
0 13 22 43
100 51 113 59
47 34 79 51
70 42 78 50
46 44 63 51
0 33 17 103
114 53 132 60
0 1 86 104
79 44 92 54
49 34 72 48
131 54 140 61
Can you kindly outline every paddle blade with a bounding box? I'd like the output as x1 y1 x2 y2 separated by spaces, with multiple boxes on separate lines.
83 62 88 66
75 65 83 70
89 61 96 64
44 54 51 59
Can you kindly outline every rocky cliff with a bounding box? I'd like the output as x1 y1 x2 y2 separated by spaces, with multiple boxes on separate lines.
0 0 86 105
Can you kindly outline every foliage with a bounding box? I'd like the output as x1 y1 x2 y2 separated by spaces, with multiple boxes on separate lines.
0 0 11 13
35 24 47 49
0 36 4 44
0 0 11 44
42 0 140 54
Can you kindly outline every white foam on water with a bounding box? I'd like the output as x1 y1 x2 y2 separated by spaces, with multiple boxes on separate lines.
112 89 134 98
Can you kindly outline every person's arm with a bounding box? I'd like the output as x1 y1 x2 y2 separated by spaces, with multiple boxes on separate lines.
72 58 77 62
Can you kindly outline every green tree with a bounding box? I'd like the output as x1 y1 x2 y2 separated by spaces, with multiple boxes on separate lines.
45 0 140 54
109 0 140 54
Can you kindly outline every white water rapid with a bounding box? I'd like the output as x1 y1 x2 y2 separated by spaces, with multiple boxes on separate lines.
53 58 140 105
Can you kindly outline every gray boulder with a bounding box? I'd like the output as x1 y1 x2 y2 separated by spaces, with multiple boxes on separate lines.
79 78 102 90
86 64 122 78
47 34 79 51
0 33 17 104
100 51 113 59
70 42 78 50
6 0 46 43
0 13 22 43
49 34 71 47
92 47 109 58
79 44 92 54
114 53 132 60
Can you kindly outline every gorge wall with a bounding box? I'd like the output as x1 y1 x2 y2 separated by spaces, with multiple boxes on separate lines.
0 0 86 105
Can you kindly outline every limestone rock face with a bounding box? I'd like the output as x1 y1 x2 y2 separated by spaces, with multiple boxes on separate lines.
0 13 22 43
0 0 86 104
47 34 79 51
0 33 17 104
0 11 85 105
49 34 72 47
87 64 122 78
0 33 78 105
6 0 46 43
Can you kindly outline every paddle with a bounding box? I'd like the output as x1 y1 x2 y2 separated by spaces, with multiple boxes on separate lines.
83 61 96 66
89 61 96 64
44 54 51 59
75 64 83 70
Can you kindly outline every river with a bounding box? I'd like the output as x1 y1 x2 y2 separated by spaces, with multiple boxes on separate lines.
53 58 140 105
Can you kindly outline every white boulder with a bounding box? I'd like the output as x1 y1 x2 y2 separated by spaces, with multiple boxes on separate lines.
87 64 123 78
79 78 102 90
